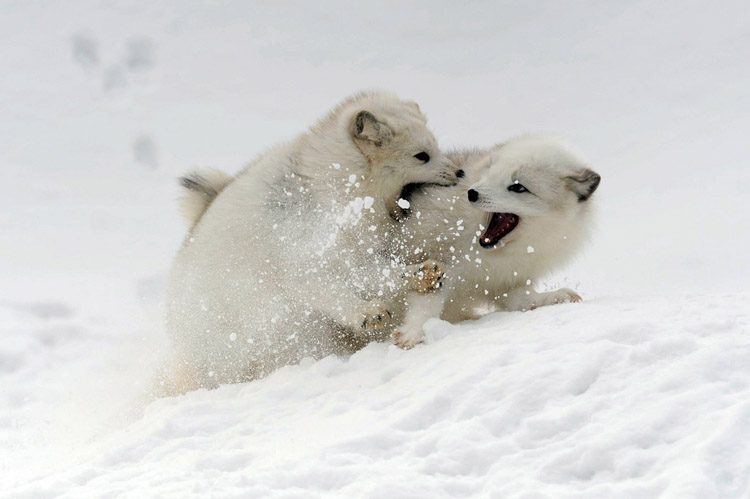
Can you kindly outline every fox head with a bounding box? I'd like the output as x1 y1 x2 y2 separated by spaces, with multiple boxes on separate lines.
467 135 600 251
346 95 460 220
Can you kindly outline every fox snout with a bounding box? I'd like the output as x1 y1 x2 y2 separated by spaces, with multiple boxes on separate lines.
432 158 463 186
467 189 479 202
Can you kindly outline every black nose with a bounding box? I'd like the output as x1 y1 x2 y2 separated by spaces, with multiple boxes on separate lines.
467 189 479 202
456 169 465 178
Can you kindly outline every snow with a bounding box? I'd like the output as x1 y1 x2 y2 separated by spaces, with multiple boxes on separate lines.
7 296 750 498
2 0 750 497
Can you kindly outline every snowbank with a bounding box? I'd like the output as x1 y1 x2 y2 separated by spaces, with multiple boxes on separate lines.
7 295 750 498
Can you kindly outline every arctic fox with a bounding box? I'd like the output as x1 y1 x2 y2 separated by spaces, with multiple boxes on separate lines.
163 92 459 392
392 135 601 348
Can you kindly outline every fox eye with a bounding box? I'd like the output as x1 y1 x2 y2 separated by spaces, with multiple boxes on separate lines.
508 183 529 193
413 152 430 163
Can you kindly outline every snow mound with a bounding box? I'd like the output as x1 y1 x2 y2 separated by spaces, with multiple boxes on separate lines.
9 294 750 498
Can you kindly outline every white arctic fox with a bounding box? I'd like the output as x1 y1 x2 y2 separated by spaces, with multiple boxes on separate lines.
392 135 601 348
163 91 459 392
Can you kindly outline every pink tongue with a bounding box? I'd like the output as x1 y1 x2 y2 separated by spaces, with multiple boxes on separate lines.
480 213 519 247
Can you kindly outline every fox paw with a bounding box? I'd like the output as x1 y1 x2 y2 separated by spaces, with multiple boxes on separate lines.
392 329 425 350
403 259 446 294
529 288 582 310
360 300 393 332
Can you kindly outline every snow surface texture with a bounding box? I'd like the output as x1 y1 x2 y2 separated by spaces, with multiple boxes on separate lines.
2 1 750 497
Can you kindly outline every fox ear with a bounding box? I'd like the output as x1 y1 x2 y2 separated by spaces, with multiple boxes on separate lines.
351 110 393 148
565 168 601 202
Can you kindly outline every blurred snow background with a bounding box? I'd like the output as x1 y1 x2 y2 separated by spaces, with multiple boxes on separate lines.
1 0 749 497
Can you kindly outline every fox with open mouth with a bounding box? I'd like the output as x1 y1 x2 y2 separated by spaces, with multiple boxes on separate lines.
391 134 601 348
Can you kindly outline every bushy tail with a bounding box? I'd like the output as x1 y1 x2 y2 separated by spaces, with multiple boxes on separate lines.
178 168 234 227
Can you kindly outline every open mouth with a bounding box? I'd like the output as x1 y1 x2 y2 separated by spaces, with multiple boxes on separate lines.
479 212 520 248
393 180 459 220
399 182 425 206
393 182 431 219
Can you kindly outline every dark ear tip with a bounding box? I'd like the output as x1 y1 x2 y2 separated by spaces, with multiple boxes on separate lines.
353 110 378 137
590 172 601 189
354 110 368 135
567 168 601 202
579 171 601 202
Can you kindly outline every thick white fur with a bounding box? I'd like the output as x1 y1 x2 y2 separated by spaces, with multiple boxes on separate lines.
163 91 458 393
393 135 601 348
